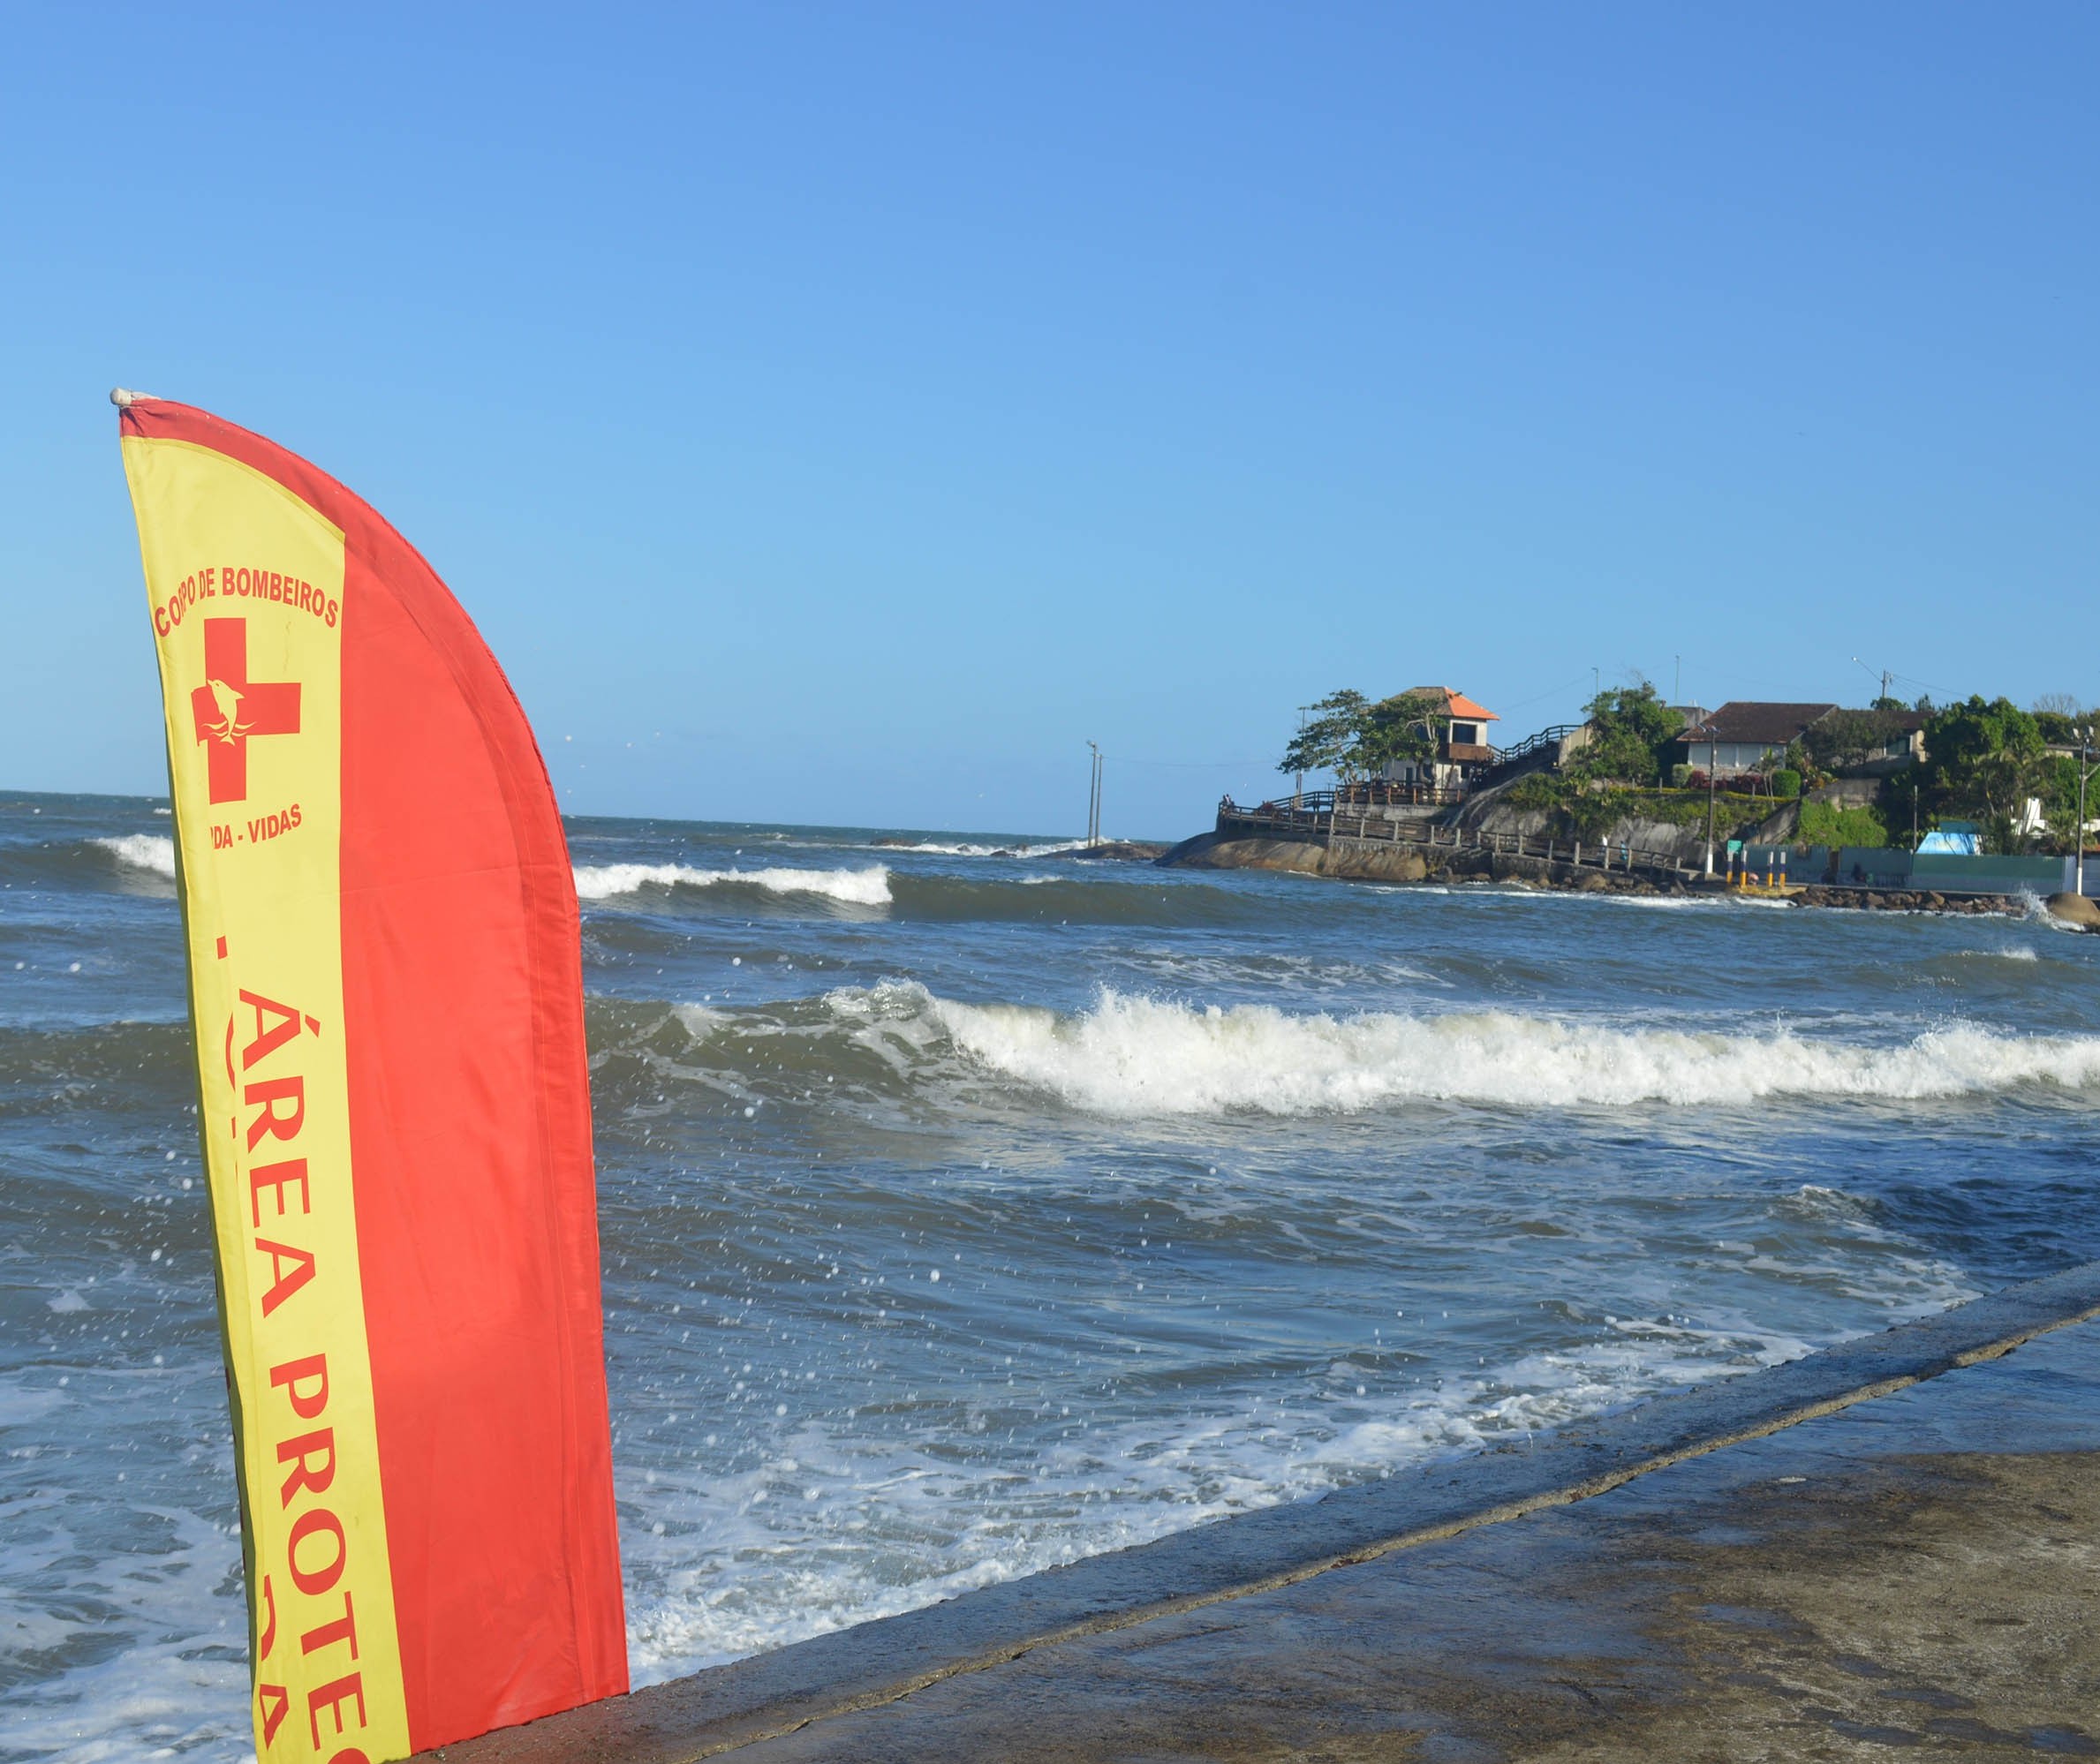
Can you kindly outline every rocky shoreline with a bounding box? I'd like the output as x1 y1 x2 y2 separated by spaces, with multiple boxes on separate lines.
1792 884 2036 916
1154 829 2093 924
902 824 2095 927
1061 841 1173 863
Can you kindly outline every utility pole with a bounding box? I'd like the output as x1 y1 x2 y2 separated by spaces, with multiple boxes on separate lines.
1295 705 1311 807
1085 741 1101 848
1704 738 1718 876
1851 656 1895 707
2080 724 2094 897
1673 656 1681 706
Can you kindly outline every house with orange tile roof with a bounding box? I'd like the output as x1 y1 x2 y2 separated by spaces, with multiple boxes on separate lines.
1379 687 1501 792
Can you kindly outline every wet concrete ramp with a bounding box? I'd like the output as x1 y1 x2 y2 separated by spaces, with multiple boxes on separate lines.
422 1265 2100 1762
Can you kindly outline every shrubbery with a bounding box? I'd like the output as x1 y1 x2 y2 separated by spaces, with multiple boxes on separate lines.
1499 773 1560 810
1496 775 1771 842
1797 799 1889 848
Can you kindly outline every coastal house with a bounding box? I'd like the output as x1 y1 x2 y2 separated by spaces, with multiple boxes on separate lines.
1677 702 1926 780
1676 702 1837 779
1844 712 1929 776
1379 688 1500 793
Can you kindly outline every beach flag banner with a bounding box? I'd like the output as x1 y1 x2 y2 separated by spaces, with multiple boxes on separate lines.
116 394 627 1761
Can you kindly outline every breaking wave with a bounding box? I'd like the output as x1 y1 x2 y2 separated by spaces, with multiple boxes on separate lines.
826 984 2100 1118
91 834 177 879
868 838 1087 857
572 863 892 907
570 865 1290 929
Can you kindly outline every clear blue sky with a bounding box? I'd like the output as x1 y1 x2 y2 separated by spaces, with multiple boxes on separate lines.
5 4 2094 837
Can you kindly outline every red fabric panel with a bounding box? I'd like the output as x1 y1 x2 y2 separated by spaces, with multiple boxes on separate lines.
121 400 628 1748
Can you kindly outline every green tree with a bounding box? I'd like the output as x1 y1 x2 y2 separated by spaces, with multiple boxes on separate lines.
1278 688 1451 783
1802 708 1906 774
1914 696 2046 852
1566 681 1678 786
1278 690 1369 781
2027 704 2100 850
2035 752 2087 853
1355 690 1447 775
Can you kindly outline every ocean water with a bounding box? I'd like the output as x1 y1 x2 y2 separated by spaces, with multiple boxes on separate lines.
5 789 2100 1760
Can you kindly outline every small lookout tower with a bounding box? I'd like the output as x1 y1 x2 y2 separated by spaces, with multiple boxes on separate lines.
1379 687 1500 792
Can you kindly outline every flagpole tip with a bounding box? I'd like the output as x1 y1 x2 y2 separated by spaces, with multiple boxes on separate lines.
110 387 150 408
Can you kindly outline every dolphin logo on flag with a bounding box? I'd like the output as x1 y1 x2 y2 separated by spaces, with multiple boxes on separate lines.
201 675 248 739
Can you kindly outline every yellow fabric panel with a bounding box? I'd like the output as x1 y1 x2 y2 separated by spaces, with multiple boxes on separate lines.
122 436 412 1764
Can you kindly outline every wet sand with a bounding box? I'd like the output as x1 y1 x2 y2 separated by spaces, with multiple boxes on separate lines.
424 1269 2099 1762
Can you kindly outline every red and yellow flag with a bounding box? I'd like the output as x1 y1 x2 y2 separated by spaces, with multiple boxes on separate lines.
117 395 627 1761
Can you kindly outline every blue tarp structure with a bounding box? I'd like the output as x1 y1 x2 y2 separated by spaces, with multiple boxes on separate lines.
1916 821 1981 856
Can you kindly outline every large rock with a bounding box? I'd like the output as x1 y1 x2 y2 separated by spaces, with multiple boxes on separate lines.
1161 835 1427 884
2045 892 2100 929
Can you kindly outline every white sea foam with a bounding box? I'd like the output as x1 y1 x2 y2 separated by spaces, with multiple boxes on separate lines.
671 1003 732 1038
573 863 892 907
830 984 2100 1117
91 834 177 878
0 1383 66 1427
0 1492 247 1763
869 837 1088 857
617 1303 1896 1685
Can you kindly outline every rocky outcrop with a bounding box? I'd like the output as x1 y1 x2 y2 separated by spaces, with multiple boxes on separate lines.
1158 832 1683 893
1457 803 1720 868
1790 886 2028 916
1456 795 1791 868
1061 841 1172 863
2045 892 2100 930
1161 833 1429 884
1162 826 2066 920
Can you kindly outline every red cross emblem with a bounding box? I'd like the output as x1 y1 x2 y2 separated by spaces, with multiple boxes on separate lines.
190 618 300 804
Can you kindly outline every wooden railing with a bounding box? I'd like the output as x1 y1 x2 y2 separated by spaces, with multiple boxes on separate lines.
1216 795 1695 878
1473 723 1585 788
1251 785 1463 814
1492 722 1583 767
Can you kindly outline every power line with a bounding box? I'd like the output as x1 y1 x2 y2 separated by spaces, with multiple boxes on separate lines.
1488 670 1594 715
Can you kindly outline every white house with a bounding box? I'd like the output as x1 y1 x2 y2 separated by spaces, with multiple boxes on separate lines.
1379 688 1500 791
1677 703 1836 778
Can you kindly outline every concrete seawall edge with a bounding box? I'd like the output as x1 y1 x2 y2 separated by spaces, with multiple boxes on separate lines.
424 1261 2100 1764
